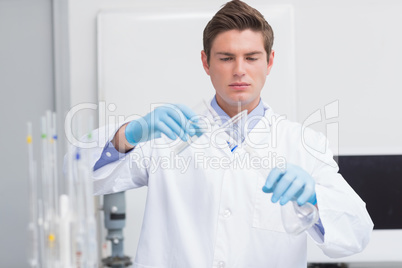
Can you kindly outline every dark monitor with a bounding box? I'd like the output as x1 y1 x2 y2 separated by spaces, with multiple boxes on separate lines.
338 155 402 229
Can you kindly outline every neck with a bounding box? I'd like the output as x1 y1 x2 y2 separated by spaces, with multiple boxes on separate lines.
216 98 259 118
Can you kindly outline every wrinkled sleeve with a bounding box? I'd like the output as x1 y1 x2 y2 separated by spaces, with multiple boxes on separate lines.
305 132 374 258
84 123 149 195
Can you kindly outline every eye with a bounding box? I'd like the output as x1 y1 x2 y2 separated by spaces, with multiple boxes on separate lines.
220 57 233 62
246 57 258 61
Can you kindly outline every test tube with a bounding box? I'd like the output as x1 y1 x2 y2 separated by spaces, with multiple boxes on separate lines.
59 194 72 268
27 122 39 267
175 109 248 155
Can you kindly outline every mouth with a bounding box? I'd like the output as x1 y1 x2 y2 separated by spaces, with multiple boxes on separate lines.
229 82 250 90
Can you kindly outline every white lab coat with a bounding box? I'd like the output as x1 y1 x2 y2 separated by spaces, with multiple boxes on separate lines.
88 102 373 268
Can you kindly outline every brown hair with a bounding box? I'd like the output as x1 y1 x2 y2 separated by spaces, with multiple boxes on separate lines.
203 0 274 64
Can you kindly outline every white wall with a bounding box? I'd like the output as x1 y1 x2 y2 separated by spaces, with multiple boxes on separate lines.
0 1 55 267
67 0 402 264
295 1 402 155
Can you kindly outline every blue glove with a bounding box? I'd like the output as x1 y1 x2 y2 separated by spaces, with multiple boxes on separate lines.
262 163 317 206
125 104 197 145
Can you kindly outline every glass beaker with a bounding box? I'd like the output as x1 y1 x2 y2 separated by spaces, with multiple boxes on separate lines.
281 198 319 235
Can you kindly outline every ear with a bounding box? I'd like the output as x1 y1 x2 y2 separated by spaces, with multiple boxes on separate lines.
266 50 275 75
201 50 210 75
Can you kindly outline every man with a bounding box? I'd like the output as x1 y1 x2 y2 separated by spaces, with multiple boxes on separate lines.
90 1 373 267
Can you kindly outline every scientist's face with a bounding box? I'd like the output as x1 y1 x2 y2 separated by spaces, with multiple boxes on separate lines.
201 29 274 116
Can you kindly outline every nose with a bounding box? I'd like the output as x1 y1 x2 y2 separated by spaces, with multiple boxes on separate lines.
233 59 246 77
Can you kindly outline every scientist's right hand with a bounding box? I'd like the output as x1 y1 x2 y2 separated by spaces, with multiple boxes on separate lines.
125 104 197 145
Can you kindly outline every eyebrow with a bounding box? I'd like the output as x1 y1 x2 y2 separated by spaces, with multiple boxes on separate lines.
215 51 263 56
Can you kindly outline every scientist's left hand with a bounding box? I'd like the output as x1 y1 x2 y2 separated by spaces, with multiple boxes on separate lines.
262 163 317 206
